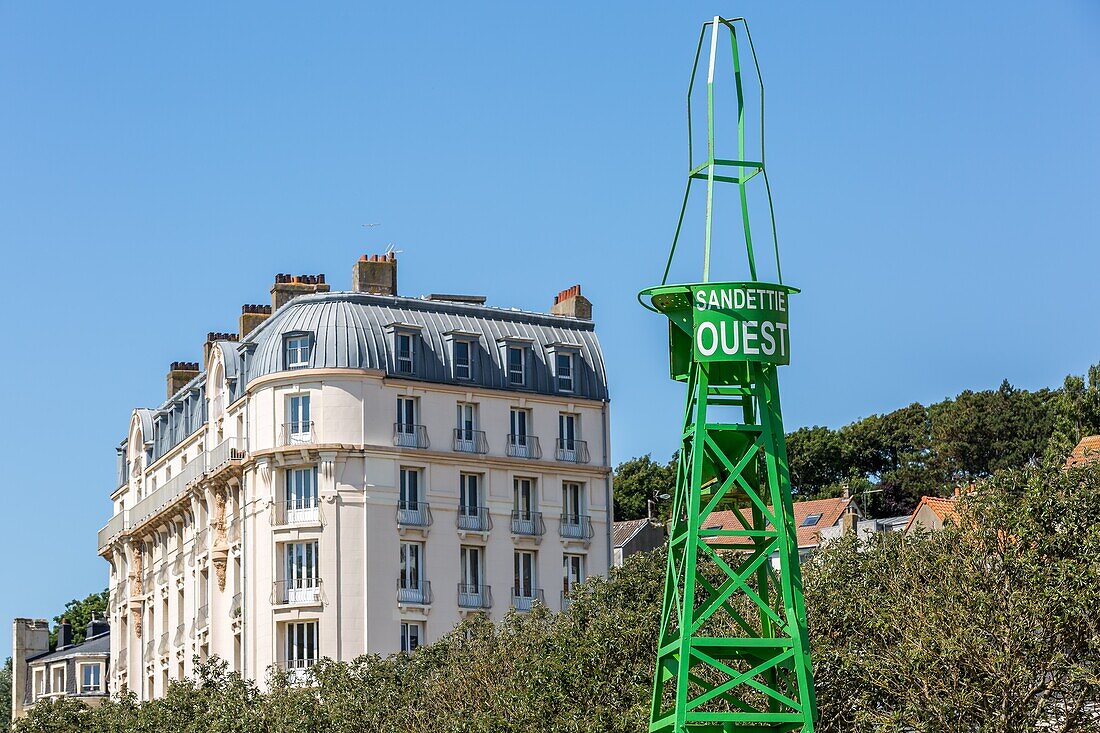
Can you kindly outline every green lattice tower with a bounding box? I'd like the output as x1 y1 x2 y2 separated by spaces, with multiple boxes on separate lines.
639 16 818 733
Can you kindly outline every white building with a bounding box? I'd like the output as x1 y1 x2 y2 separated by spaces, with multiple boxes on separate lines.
96 254 612 700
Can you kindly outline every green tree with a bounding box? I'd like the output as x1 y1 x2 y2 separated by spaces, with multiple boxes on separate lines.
612 453 676 520
786 426 847 497
1046 363 1100 465
49 590 108 649
1 656 12 730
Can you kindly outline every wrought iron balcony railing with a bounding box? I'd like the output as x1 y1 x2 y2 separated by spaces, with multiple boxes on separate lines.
396 579 432 605
506 434 541 459
282 421 315 446
511 587 545 612
561 590 575 612
452 428 488 454
207 436 246 469
393 423 429 449
456 506 492 532
556 438 590 464
510 510 545 536
457 583 492 609
559 513 594 540
273 498 321 526
396 501 432 527
281 657 316 684
273 578 323 606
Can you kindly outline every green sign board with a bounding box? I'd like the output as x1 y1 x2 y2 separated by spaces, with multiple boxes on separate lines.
691 283 791 365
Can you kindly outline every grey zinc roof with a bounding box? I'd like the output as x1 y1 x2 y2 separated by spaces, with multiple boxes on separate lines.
27 631 111 664
241 292 609 400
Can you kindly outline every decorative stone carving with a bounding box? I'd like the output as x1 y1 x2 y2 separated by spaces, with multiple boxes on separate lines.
211 490 229 591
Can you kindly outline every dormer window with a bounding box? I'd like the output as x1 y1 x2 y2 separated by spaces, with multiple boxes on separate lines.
507 346 526 386
453 339 472 380
556 352 574 392
285 333 312 369
396 332 415 374
80 662 102 693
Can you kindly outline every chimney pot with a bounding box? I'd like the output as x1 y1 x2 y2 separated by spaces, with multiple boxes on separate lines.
549 283 592 320
353 253 398 295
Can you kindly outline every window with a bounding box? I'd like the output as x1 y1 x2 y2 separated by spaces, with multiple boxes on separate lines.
51 665 65 695
399 542 423 589
395 397 423 448
285 621 318 670
400 621 422 653
396 397 418 431
285 467 318 522
287 394 311 444
801 513 823 527
559 413 578 450
514 550 536 597
508 408 534 457
562 482 583 519
514 478 536 517
32 668 45 700
556 352 574 392
507 346 526 386
459 473 481 512
563 554 585 593
80 663 102 693
285 334 311 369
400 468 420 508
453 339 472 380
283 541 319 603
456 403 477 440
395 332 415 374
460 546 483 588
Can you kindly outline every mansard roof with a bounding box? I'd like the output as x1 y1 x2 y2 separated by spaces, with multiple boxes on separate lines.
240 292 609 400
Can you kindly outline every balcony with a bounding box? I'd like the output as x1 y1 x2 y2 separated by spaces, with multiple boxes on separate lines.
282 421 314 446
457 583 492 610
174 624 185 647
452 428 488 454
511 510 545 537
396 580 432 606
144 640 155 663
130 457 206 528
396 501 432 528
207 436 246 471
231 593 242 618
194 528 209 554
171 554 184 576
559 514 594 541
97 510 129 553
274 499 321 526
196 604 209 631
280 658 316 684
142 571 153 594
393 423 429 449
158 632 169 656
556 438 590 464
456 506 491 533
273 578 323 606
511 588 545 612
155 564 167 586
506 434 541 460
561 590 575 612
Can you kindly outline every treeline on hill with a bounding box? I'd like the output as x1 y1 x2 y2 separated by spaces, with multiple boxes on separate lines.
615 364 1100 520
16 462 1100 732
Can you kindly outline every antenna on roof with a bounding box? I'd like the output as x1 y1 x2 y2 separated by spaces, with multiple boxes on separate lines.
384 243 404 257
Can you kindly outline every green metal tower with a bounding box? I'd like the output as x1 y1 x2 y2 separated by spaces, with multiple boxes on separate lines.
639 16 818 733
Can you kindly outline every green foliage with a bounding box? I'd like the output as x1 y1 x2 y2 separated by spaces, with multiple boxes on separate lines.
612 453 676 520
49 590 109 650
17 463 1100 732
2 657 12 731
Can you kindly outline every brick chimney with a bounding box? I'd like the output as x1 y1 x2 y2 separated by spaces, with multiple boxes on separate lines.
550 284 592 319
352 253 397 295
239 304 272 339
167 361 200 398
11 618 49 721
270 273 329 311
203 331 239 367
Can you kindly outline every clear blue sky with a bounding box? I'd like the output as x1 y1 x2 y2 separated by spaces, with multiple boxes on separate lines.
1 2 1098 658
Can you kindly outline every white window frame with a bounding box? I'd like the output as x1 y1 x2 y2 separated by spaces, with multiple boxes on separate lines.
78 661 103 694
396 397 418 431
287 394 312 443
32 667 45 700
513 477 536 516
400 621 423 653
399 541 424 589
50 663 66 696
563 553 585 593
453 339 472 380
514 550 537 597
555 352 575 392
399 466 422 507
459 473 481 512
285 334 312 369
562 481 584 519
395 332 415 374
507 346 527 386
285 620 318 671
283 541 320 603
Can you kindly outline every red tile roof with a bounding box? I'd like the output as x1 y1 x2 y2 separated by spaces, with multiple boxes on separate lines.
1065 435 1100 469
903 494 960 533
703 496 854 549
